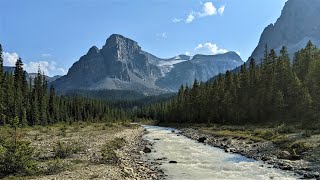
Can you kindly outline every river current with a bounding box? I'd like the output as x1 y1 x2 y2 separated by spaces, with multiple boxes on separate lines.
143 125 298 180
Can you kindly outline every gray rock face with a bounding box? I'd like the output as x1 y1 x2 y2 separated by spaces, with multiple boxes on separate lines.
52 34 243 94
53 34 163 94
250 0 320 62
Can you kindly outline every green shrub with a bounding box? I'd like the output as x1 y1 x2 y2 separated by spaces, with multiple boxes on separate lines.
276 124 296 134
98 137 125 164
254 129 278 140
59 126 67 137
53 141 84 159
0 140 37 177
302 130 312 137
45 158 66 175
290 141 308 154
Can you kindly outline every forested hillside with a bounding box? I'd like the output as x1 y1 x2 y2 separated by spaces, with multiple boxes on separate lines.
0 45 126 126
137 41 320 128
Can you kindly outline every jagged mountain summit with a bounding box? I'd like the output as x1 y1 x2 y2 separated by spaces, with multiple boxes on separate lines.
250 0 320 62
52 34 243 94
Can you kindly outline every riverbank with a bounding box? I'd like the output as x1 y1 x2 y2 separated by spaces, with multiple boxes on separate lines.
169 124 320 179
0 123 163 179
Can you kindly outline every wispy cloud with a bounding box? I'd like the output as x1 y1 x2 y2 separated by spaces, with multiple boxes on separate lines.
3 51 67 76
172 18 183 23
218 5 225 15
173 2 225 24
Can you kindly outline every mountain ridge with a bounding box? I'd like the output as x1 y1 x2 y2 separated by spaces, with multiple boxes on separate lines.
51 34 243 94
250 0 320 62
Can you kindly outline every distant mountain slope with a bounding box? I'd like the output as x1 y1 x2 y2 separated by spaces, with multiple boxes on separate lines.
250 0 320 61
51 34 243 94
156 52 243 91
3 66 61 83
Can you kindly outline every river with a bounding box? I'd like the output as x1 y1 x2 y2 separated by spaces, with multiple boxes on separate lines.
143 125 299 180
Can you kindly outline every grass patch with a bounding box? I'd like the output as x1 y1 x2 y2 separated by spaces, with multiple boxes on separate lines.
201 128 265 142
53 141 84 159
44 158 67 175
96 137 126 164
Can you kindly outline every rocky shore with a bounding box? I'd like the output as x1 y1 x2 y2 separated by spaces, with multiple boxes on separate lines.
179 128 320 179
30 124 164 180
116 127 165 180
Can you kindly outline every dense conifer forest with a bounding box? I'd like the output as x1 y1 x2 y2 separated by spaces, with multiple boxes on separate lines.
136 42 320 128
0 44 126 126
2 42 320 128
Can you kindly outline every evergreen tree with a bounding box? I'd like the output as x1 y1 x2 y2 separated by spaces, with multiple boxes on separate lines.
0 44 4 124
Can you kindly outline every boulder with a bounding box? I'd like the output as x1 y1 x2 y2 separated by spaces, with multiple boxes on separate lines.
169 161 177 163
143 147 152 153
197 137 207 143
278 151 291 159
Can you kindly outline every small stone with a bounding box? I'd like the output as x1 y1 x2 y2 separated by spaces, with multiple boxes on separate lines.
143 147 152 153
169 161 177 163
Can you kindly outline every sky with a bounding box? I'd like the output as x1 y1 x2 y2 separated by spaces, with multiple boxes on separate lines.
0 0 287 76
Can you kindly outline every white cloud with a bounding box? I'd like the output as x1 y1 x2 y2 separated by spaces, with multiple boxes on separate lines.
3 52 19 66
3 51 67 76
24 61 67 76
194 43 228 55
199 2 217 17
41 53 52 57
218 5 225 15
236 51 241 56
156 32 167 39
186 13 195 23
172 18 183 23
174 2 225 24
185 52 191 56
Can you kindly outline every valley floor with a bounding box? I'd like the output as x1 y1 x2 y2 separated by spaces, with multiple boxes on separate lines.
1 122 162 180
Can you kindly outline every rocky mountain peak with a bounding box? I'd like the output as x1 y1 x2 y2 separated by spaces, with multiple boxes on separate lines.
104 34 140 51
250 0 320 62
87 46 99 55
102 34 142 62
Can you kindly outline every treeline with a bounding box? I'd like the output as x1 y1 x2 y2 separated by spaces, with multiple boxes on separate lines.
0 44 126 126
66 89 175 109
136 42 320 127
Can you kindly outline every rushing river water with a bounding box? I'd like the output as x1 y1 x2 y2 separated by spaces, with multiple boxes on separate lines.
143 125 299 180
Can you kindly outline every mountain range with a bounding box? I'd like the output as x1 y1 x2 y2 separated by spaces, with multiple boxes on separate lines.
51 34 243 94
4 0 319 96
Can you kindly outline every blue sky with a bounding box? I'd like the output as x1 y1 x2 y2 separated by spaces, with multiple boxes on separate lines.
1 0 287 76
